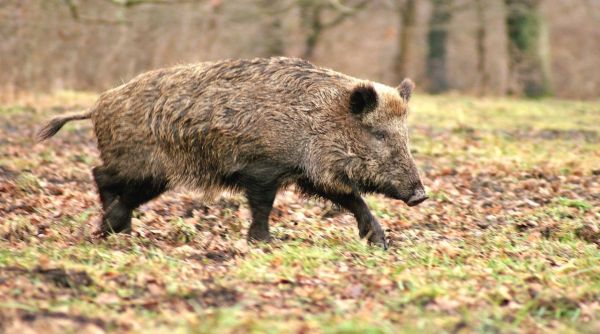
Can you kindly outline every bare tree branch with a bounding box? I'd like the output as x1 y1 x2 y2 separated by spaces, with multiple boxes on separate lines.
63 0 130 25
63 0 79 20
63 0 206 26
327 0 358 13
104 0 205 7
323 0 368 29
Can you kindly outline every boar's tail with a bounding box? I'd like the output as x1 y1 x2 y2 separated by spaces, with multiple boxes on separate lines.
37 111 92 142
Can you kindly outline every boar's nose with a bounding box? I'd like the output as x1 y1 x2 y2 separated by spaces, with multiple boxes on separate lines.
406 185 428 207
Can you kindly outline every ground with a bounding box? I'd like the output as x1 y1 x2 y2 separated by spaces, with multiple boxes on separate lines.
0 92 599 333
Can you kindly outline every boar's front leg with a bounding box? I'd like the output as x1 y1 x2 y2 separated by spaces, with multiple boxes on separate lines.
298 180 388 249
328 193 388 250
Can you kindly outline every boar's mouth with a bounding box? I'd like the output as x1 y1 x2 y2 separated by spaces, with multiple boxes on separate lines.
387 187 428 206
382 188 408 202
356 180 427 206
352 179 405 200
341 175 426 206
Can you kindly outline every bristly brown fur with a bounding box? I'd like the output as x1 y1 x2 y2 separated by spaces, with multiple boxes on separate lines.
39 57 426 247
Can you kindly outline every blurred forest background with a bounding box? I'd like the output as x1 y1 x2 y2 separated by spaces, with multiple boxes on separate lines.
1 2 600 332
1 0 599 100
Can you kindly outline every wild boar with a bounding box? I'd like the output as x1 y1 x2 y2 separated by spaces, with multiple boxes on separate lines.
38 57 427 249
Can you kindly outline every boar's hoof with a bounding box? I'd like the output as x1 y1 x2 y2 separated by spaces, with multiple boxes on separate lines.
247 227 271 243
98 221 132 238
364 229 388 250
98 200 133 237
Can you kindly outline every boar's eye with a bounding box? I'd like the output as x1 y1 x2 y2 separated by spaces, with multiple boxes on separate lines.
373 130 387 141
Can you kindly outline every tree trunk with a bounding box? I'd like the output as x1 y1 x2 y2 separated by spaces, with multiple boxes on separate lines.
300 3 323 60
426 0 452 93
504 0 552 97
393 0 416 83
258 0 285 57
475 0 489 95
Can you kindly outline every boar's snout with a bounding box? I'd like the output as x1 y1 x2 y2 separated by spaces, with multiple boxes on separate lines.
405 184 428 207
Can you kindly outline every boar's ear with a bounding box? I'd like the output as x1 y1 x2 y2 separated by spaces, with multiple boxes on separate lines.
398 78 415 102
349 83 378 115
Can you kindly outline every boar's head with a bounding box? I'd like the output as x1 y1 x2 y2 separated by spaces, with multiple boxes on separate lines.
338 79 427 206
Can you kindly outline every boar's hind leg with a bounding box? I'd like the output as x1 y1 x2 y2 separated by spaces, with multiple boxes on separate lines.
101 178 167 236
245 185 278 242
92 166 131 235
297 180 388 250
225 166 280 242
92 166 119 210
93 166 166 236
